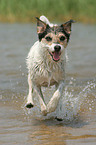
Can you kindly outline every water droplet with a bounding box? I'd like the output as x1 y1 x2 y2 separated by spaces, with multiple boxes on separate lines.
22 73 24 76
89 107 92 111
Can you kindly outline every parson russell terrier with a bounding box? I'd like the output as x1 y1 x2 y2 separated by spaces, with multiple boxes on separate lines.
26 15 75 116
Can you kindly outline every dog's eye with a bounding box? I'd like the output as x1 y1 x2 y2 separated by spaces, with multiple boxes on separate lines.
60 36 65 41
45 36 52 41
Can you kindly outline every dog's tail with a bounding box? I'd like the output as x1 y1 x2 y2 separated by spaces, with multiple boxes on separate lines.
40 15 57 27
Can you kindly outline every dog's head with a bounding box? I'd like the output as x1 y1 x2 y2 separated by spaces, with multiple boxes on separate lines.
36 17 75 62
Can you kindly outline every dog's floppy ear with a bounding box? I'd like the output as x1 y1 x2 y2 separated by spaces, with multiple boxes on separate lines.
36 17 48 34
61 20 75 34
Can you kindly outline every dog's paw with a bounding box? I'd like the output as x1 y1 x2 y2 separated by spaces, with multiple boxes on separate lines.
41 106 47 116
41 109 47 116
55 116 63 121
25 103 34 108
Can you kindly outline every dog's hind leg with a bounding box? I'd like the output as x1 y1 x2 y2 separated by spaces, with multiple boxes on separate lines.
26 74 34 108
47 81 64 114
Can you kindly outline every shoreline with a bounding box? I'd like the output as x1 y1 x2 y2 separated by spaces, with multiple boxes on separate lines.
0 15 96 24
0 0 96 24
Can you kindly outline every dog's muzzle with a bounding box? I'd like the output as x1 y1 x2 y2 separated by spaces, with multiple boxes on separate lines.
54 45 61 52
48 45 61 62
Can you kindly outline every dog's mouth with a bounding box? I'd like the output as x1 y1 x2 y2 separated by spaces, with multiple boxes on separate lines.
48 50 61 62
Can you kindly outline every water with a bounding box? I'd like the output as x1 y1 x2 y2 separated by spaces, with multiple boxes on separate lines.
0 23 96 145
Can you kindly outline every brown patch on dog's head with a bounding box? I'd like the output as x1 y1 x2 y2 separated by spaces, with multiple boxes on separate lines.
36 17 75 46
61 19 75 34
36 17 75 62
36 17 51 41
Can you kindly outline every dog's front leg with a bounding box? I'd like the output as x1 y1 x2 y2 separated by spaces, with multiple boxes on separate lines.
26 74 34 108
35 86 47 116
47 81 64 113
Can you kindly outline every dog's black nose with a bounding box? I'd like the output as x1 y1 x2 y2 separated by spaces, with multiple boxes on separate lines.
54 45 61 52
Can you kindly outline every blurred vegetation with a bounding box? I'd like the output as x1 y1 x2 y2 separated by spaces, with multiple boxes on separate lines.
0 0 96 23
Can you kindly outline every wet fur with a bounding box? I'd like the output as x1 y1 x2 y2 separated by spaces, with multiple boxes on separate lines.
26 16 74 116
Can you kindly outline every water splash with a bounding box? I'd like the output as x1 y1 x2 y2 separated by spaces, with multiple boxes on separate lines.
23 78 96 121
56 79 96 121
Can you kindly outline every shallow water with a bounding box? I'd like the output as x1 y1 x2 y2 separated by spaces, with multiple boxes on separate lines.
0 23 96 145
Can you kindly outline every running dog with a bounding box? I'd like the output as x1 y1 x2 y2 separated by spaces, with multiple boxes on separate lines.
26 15 75 116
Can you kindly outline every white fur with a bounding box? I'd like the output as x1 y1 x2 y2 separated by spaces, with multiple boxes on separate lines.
26 16 66 116
49 43 64 52
40 15 57 27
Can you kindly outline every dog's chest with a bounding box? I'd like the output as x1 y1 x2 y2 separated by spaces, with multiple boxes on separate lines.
34 62 65 87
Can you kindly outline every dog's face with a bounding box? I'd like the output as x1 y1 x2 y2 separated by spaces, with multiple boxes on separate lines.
36 17 74 62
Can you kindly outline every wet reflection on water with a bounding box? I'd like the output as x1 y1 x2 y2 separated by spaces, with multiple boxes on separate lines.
0 23 96 145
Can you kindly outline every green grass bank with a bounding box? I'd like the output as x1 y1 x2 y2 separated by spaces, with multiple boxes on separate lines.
0 0 96 23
